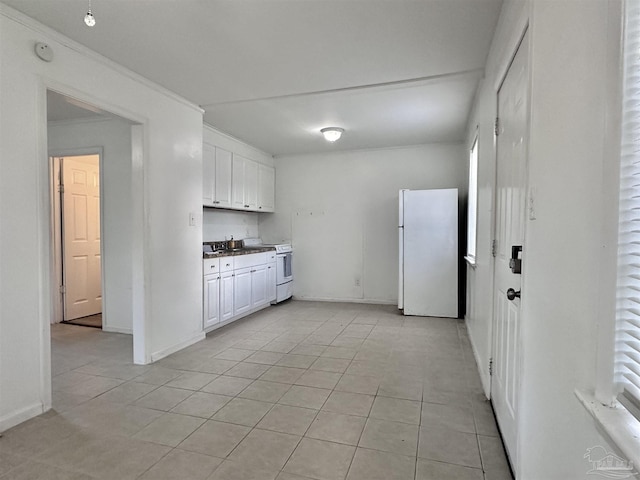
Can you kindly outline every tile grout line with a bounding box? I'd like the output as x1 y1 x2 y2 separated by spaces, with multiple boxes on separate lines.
415 373 425 480
342 328 377 480
274 312 342 478
46 303 502 480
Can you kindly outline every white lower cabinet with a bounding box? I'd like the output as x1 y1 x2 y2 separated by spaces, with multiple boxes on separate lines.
267 262 277 302
204 252 277 331
233 267 252 317
203 274 220 329
220 271 235 322
251 265 268 308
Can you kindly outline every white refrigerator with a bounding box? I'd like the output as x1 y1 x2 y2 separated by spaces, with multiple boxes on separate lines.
398 188 458 318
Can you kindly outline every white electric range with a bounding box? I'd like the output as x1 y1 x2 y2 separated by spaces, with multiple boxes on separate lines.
244 239 293 303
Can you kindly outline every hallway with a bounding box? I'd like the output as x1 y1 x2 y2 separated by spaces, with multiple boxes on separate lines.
0 301 511 479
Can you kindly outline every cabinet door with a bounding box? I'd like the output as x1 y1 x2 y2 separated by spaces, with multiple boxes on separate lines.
203 274 220 328
251 265 268 308
258 165 275 212
203 143 216 206
231 155 245 209
234 267 252 316
214 147 233 208
244 159 258 210
267 262 277 302
220 271 234 322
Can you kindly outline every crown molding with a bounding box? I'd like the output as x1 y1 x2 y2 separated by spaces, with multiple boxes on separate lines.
0 3 204 115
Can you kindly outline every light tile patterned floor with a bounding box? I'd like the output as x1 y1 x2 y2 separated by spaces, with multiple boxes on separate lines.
0 301 513 480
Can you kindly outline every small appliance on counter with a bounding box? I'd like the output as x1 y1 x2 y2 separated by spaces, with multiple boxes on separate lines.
203 241 227 257
202 237 250 258
226 237 244 250
244 238 293 303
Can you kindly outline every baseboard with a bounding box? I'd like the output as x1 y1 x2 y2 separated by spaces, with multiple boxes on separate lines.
102 325 133 335
294 296 396 306
466 317 491 398
150 331 205 363
0 402 46 433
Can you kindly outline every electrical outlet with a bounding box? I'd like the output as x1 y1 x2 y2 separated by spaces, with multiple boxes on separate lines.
355 276 361 287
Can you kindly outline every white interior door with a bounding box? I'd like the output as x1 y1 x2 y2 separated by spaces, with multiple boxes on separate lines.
491 30 529 469
62 155 102 320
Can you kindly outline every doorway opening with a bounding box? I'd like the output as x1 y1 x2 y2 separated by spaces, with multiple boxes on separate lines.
51 154 103 329
47 88 142 351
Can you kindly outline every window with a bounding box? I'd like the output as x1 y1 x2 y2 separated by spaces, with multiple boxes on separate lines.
466 135 479 263
615 0 640 418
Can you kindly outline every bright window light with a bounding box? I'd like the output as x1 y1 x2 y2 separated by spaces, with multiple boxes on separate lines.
466 136 479 261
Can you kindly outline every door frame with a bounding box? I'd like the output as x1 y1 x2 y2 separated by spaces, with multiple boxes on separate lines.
49 148 104 326
489 23 532 472
42 80 149 368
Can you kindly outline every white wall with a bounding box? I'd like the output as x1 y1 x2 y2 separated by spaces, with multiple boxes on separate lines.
48 117 134 334
259 144 467 304
0 6 204 431
465 0 620 478
203 209 259 241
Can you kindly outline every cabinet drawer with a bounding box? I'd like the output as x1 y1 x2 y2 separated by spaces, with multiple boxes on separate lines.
234 252 267 269
220 257 235 272
203 258 220 275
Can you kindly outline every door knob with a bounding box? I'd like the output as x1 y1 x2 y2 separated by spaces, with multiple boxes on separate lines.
506 288 521 301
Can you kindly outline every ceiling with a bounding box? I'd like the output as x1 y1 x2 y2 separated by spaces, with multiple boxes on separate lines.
4 0 503 156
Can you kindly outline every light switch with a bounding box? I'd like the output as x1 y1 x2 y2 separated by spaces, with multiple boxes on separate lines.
189 212 196 226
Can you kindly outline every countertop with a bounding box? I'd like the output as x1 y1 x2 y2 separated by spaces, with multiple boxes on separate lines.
203 246 275 259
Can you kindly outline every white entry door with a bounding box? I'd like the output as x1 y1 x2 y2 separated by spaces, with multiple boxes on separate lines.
491 30 529 469
62 155 102 320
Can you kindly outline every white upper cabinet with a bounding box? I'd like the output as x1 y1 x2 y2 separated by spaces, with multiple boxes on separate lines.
203 144 233 208
203 125 274 213
203 143 216 207
232 154 261 211
214 148 232 208
258 164 275 212
244 158 258 210
232 154 246 209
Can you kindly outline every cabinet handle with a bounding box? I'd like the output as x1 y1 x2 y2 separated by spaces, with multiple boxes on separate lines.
259 206 262 209
213 200 220 204
244 204 250 208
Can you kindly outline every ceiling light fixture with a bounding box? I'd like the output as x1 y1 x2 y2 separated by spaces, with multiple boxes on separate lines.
84 0 96 27
321 127 344 142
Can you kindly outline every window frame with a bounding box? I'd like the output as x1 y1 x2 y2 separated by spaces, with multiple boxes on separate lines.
613 0 640 415
465 133 479 265
584 0 640 469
